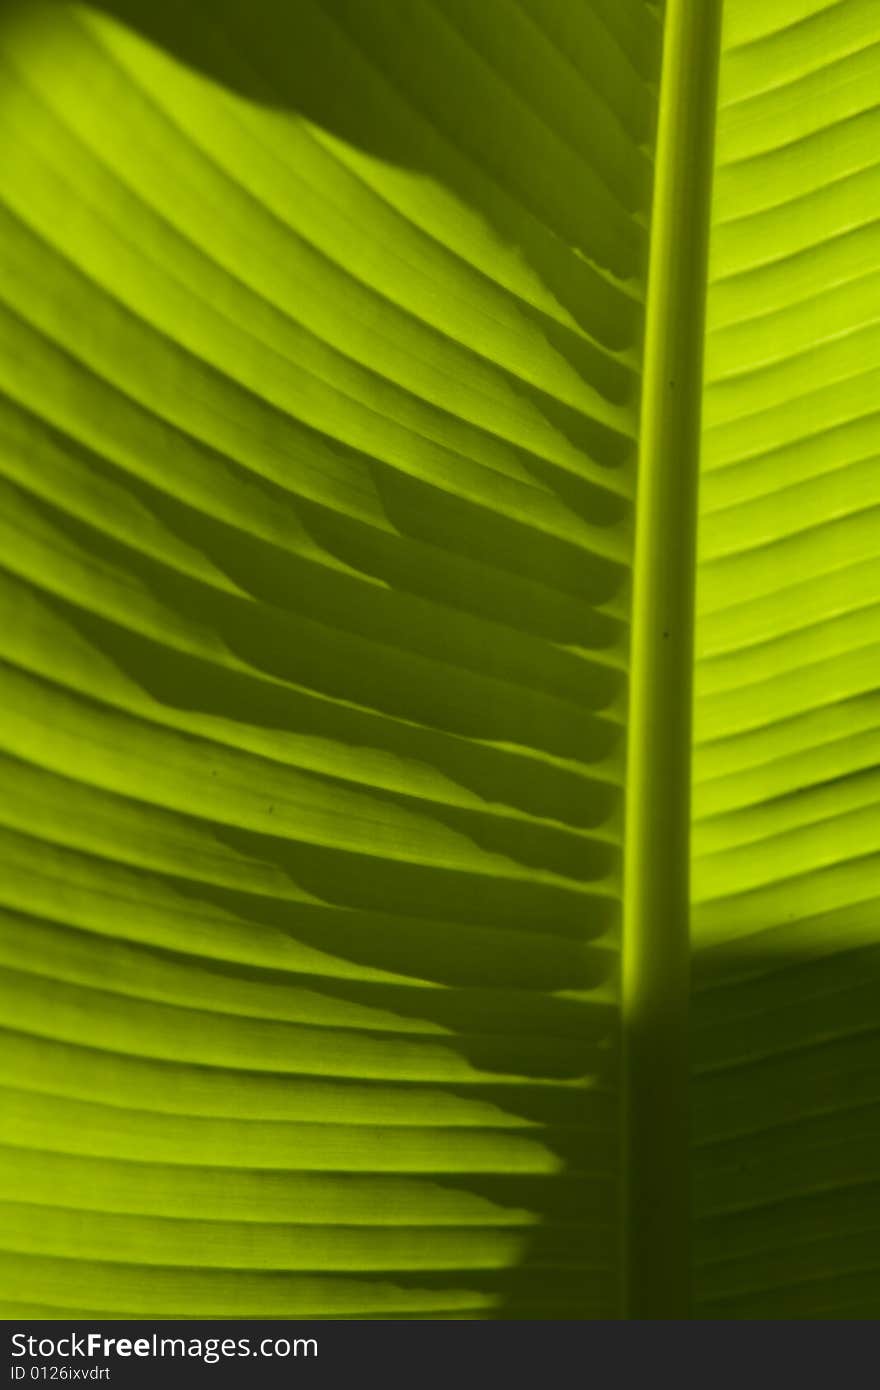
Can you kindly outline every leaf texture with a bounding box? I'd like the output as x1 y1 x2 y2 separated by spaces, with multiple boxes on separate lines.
6 0 876 1323
0 0 662 1318
692 0 880 1320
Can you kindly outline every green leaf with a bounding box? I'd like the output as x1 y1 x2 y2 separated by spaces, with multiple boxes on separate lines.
0 0 876 1321
691 0 880 1320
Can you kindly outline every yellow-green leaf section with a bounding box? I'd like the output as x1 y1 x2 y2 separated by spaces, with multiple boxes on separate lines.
0 0 662 1320
692 0 880 1321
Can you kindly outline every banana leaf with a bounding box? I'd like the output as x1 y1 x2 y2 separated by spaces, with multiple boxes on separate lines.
0 0 876 1320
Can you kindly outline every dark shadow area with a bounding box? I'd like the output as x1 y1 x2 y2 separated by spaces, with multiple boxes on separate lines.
82 0 650 357
690 940 880 1319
